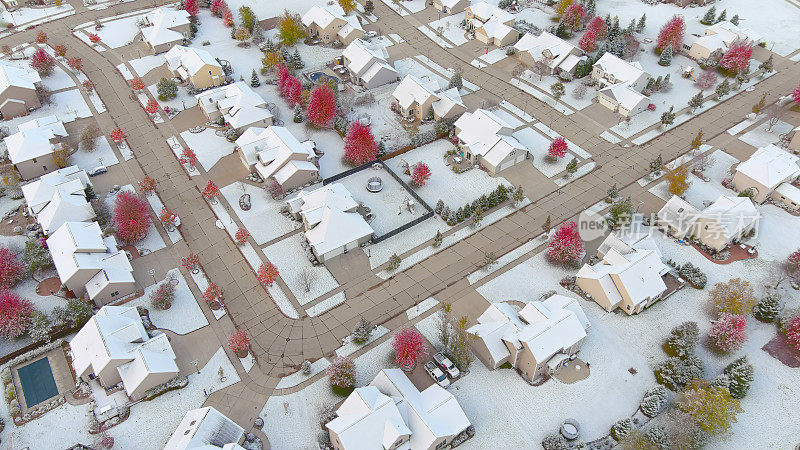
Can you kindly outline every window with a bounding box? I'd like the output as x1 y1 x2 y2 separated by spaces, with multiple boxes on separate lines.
42 165 47 171
704 225 709 230
626 305 631 310
33 158 37 163
111 291 119 297
189 420 196 426
436 440 447 449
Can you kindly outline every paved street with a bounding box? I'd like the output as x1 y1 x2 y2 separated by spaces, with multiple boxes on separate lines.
2 0 799 440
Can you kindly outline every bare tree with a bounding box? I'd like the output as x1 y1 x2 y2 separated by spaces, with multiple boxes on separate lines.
572 83 587 99
692 154 716 173
531 59 549 81
297 269 315 293
765 105 783 132
510 63 526 79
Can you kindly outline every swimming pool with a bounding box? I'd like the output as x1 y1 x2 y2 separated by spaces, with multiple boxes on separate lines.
17 357 59 407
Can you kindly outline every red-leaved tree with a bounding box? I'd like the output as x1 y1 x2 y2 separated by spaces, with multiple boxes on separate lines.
392 327 427 370
307 85 336 127
82 80 96 93
181 253 201 272
276 65 290 91
203 282 222 304
548 137 568 159
234 228 250 245
788 249 800 279
785 315 800 351
210 0 228 17
30 48 55 76
586 16 607 40
548 221 584 263
344 123 377 165
89 33 101 44
109 127 125 144
0 290 34 339
257 262 279 287
131 77 146 91
138 176 156 195
695 70 717 90
183 0 199 16
228 330 249 353
53 44 67 58
709 313 747 352
284 76 302 107
327 356 356 389
67 57 82 72
719 39 753 75
0 248 24 288
179 148 199 169
562 4 585 32
579 29 598 53
793 81 800 107
411 162 431 187
222 8 234 27
36 31 47 44
145 98 159 115
113 191 151 245
202 180 220 200
657 15 685 53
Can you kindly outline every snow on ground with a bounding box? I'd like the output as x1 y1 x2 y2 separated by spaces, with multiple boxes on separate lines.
727 114 762 136
179 129 235 171
144 193 182 243
345 84 412 152
72 135 120 172
427 14 468 47
263 233 339 306
0 89 93 134
490 108 524 129
39 65 77 92
1 4 74 26
335 325 390 358
275 357 331 389
510 74 574 116
0 269 65 357
126 269 208 334
380 0 427 16
394 57 449 91
104 185 167 254
223 0 324 19
418 25 453 49
406 296 438 320
148 84 198 113
220 181 297 245
86 12 147 49
478 48 508 65
306 292 346 317
128 54 166 77
385 139 511 210
553 161 595 187
467 235 544 284
499 100 534 123
167 136 199 177
648 149 739 207
513 127 570 178
739 120 794 149
516 70 593 112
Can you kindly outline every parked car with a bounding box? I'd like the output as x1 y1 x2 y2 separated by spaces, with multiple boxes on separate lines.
364 30 378 39
424 361 450 388
433 352 460 379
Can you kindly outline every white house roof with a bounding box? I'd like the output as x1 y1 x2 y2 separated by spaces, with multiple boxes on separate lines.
705 20 761 45
343 39 390 77
165 407 246 450
22 166 91 214
736 144 800 190
141 7 190 47
455 109 525 166
301 4 345 29
701 195 760 239
0 59 41 92
593 53 648 87
235 126 317 182
326 386 410 450
196 81 272 130
469 1 513 23
338 15 364 41
438 0 465 7
599 83 650 111
273 160 318 185
431 87 465 119
657 195 701 235
392 74 439 110
362 60 397 84
477 19 515 41
775 182 800 204
305 206 373 255
287 182 358 219
165 46 220 76
576 248 668 308
31 181 95 235
5 116 67 164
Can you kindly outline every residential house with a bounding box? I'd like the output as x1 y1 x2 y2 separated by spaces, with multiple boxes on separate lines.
164 46 224 90
657 194 760 251
789 125 800 152
301 5 364 46
433 0 470 14
686 21 762 60
592 53 651 117
468 295 591 382
732 144 800 207
164 407 245 450
139 7 191 54
47 221 136 305
70 306 179 400
195 81 273 132
576 232 672 315
236 126 319 192
0 59 41 119
465 1 514 29
454 109 528 175
287 183 373 262
514 32 586 76
342 39 397 89
475 19 519 47
21 166 95 235
431 86 466 121
392 74 440 122
327 369 471 450
5 115 68 180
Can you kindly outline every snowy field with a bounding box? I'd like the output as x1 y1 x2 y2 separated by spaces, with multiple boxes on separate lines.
648 149 739 206
426 14 468 47
126 54 166 78
513 127 570 178
1 4 74 27
179 129 235 171
72 135 120 172
345 84 412 152
739 120 794 149
0 89 93 135
126 269 208 335
263 233 339 306
220 182 297 245
148 83 198 113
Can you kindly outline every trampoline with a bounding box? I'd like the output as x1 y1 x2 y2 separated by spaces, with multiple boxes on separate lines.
17 357 59 407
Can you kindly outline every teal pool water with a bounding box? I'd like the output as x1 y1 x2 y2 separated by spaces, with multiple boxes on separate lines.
17 357 58 407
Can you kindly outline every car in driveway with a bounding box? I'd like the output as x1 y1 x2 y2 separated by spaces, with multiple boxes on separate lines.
433 352 460 379
424 361 450 388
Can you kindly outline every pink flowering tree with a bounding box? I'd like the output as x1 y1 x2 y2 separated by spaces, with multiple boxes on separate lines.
392 327 427 371
181 253 201 273
307 85 337 127
89 33 101 44
579 29 598 53
410 162 431 187
222 8 235 27
562 4 585 33
695 70 718 90
785 315 800 351
210 0 228 17
327 356 356 393
548 221 584 263
709 313 748 352
113 191 151 245
719 39 753 75
547 137 568 160
586 16 607 40
179 148 199 169
257 262 279 287
344 123 377 165
0 248 24 288
234 228 250 245
284 76 302 107
30 48 55 76
276 65 290 91
183 0 199 16
202 282 222 304
656 15 685 53
138 176 157 195
53 44 67 58
202 180 220 202
0 290 34 339
228 330 249 356
788 248 800 279
109 127 125 144
67 57 82 72
792 81 800 107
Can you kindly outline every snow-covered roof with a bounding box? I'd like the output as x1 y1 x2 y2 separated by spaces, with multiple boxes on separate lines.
70 305 178 398
301 4 346 30
657 195 701 235
431 87 465 119
235 126 317 182
0 59 41 92
141 7 190 47
305 206 373 256
369 369 471 450
593 53 648 87
477 19 515 41
326 385 410 450
343 39 390 77
5 115 67 164
468 295 590 366
468 1 513 24
735 144 800 190
361 60 397 84
22 166 90 214
599 83 650 111
196 81 272 129
576 247 669 308
701 195 760 239
455 109 526 166
338 15 364 41
705 20 761 45
775 182 800 204
165 46 221 76
287 182 357 218
273 160 318 185
165 407 246 450
437 0 465 7
28 179 95 235
392 74 439 110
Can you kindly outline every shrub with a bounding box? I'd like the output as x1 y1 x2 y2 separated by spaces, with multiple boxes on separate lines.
392 327 427 370
723 355 754 399
678 263 706 288
351 317 373 344
326 356 356 390
181 253 201 272
28 311 52 342
30 48 55 76
754 295 781 322
0 290 34 339
611 417 633 440
5 383 15 400
645 425 668 448
301 360 311 375
640 385 668 418
708 313 747 352
783 314 800 351
257 262 279 287
664 321 700 357
710 278 755 315
0 247 24 288
150 276 177 310
343 123 377 165
228 330 249 353
655 355 704 391
542 433 568 450
202 180 220 200
411 129 437 148
386 254 402 271
234 228 250 245
113 191 151 245
319 403 337 427
55 298 93 328
131 77 146 91
677 379 742 435
547 136 568 159
307 86 336 127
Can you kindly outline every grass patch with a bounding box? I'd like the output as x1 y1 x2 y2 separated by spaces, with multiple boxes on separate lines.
498 361 513 369
331 385 355 397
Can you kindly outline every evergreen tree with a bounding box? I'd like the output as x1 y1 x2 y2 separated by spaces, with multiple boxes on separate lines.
250 69 260 87
626 19 635 35
715 79 731 99
758 55 774 73
661 106 675 126
688 91 704 110
659 46 673 66
566 158 578 176
264 38 274 52
447 73 463 90
650 155 663 175
555 22 569 39
646 78 655 91
716 9 727 23
701 6 716 25
636 14 646 33
730 14 740 25
723 356 754 399
293 105 303 123
753 295 781 322
293 49 304 69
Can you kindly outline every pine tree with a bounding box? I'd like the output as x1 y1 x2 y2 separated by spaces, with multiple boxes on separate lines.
264 38 274 52
636 14 646 33
701 6 716 25
293 49 304 69
716 9 727 23
626 19 635 35
555 22 569 39
659 46 673 66
566 157 578 176
447 73 463 90
293 105 303 123
753 294 780 322
715 79 731 99
723 356 754 399
250 69 260 87
758 55 774 73
650 155 663 175
730 14 740 25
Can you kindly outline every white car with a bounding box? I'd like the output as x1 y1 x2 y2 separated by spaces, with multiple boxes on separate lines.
433 352 460 379
424 361 450 388
364 31 378 39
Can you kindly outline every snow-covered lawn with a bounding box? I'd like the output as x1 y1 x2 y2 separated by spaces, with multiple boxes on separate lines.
84 12 147 49
1 4 74 26
220 181 297 245
418 25 453 49
72 135 120 171
426 14 468 47
491 108 526 129
144 193 182 243
648 149 739 207
306 292 346 317
335 325 390 358
385 140 512 210
738 120 794 149
380 0 427 16
127 54 166 78
104 185 167 254
345 85 412 152
0 89 93 135
478 48 508 65
39 65 77 92
179 129 235 171
263 233 339 306
513 127 570 178
148 84 198 113
394 57 449 91
516 70 594 112
275 357 331 389
223 0 325 19
126 269 208 334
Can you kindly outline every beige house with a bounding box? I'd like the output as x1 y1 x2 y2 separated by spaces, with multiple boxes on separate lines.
236 126 319 192
327 369 471 450
5 115 68 180
0 59 42 120
21 166 95 236
465 1 514 29
164 46 224 90
789 126 800 152
433 0 470 14
468 295 591 382
454 109 528 175
686 21 761 60
164 407 245 450
576 233 672 315
139 7 191 54
195 81 273 131
475 20 519 47
342 39 398 89
732 144 800 205
71 306 179 401
391 74 440 122
592 53 651 117
301 5 363 46
514 32 585 76
657 194 760 251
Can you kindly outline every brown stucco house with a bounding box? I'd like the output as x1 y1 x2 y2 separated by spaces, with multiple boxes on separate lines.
0 59 42 120
164 45 224 90
657 194 760 251
301 5 363 46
